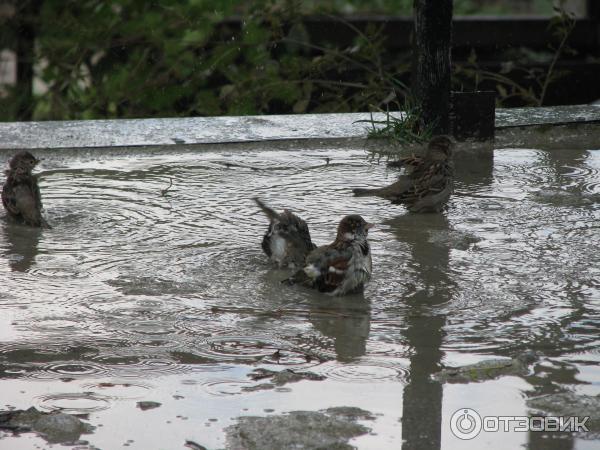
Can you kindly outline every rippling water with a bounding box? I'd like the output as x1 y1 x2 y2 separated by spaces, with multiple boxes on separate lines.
0 142 599 449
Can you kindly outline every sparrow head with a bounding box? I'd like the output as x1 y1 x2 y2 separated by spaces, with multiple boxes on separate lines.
9 151 40 175
337 214 374 242
426 135 454 160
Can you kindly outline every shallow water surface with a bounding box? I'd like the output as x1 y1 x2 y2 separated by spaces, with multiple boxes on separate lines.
0 142 599 449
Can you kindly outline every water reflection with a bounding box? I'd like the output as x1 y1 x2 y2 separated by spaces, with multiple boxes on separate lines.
1 222 41 272
542 148 589 187
307 296 371 362
454 143 494 190
522 149 593 450
388 214 454 450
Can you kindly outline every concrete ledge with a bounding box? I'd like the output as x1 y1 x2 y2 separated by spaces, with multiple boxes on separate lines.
0 105 599 150
495 104 600 128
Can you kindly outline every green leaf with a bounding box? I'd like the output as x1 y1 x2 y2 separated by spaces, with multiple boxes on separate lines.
242 22 269 46
182 29 208 47
194 90 221 115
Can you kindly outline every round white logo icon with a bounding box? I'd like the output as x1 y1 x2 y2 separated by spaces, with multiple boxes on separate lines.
450 408 482 440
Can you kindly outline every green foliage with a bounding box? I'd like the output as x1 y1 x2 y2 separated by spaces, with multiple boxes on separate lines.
355 99 435 146
1 0 414 120
539 5 577 106
0 0 568 121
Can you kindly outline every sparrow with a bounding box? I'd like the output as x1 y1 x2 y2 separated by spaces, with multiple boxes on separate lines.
286 214 373 296
353 135 454 213
2 151 50 228
254 197 316 268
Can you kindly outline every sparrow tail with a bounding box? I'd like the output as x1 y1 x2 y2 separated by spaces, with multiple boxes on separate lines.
353 177 413 199
352 187 384 197
253 197 280 221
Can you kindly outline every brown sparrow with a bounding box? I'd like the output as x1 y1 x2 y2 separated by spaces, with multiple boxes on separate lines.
2 151 50 228
353 135 454 213
254 197 316 268
286 215 373 296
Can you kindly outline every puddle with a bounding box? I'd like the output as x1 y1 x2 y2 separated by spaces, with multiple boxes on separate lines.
0 142 599 449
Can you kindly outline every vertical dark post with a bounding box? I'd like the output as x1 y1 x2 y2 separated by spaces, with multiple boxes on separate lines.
15 0 42 121
390 215 451 450
401 309 444 450
589 0 600 21
588 0 600 63
413 0 453 134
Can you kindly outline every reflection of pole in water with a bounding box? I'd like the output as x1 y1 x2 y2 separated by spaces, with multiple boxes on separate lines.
388 213 452 450
402 306 445 449
527 416 574 449
526 371 577 448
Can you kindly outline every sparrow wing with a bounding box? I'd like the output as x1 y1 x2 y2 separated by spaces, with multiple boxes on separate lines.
13 182 43 226
322 256 351 288
2 181 20 215
387 153 425 172
33 177 44 211
279 210 316 251
303 245 353 292
392 162 453 209
408 184 453 212
353 154 428 198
